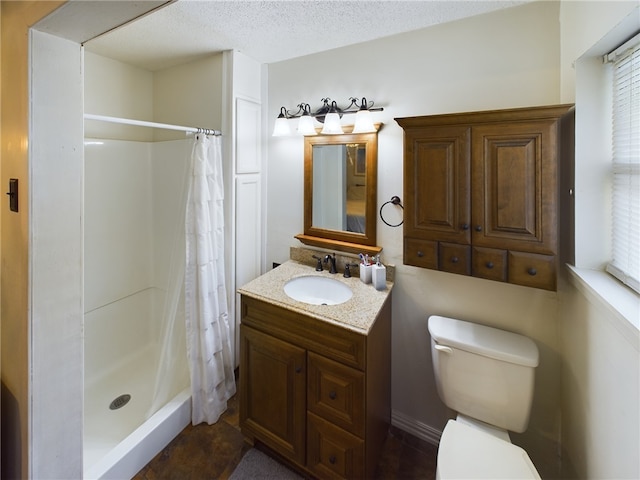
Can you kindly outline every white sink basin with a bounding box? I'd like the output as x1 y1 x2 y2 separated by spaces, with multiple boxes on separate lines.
284 276 353 305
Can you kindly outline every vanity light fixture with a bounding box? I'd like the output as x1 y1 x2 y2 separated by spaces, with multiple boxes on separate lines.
272 97 383 136
273 107 293 136
321 101 344 135
296 104 316 135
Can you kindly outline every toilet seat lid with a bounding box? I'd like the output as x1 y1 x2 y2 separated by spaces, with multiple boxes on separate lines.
438 420 541 479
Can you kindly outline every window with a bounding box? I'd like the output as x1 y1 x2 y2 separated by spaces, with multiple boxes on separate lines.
605 34 640 293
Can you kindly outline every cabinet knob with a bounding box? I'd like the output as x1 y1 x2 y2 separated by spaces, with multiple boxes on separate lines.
329 455 337 465
451 257 459 264
417 251 424 258
461 223 469 230
486 261 494 269
475 225 483 232
295 366 302 374
527 268 537 276
329 391 337 400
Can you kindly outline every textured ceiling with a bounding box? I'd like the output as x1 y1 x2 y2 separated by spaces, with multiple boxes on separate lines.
85 0 533 71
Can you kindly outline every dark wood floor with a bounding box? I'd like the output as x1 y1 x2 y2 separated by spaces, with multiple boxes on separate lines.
134 395 438 479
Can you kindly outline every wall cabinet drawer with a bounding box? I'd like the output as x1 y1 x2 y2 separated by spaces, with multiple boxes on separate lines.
472 247 507 282
307 412 364 480
404 237 438 269
508 251 556 291
308 352 365 437
439 243 471 275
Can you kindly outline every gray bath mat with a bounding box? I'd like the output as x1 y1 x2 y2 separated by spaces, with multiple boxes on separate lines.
229 448 303 479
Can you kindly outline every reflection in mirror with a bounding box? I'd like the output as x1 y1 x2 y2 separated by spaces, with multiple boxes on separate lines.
296 129 382 255
312 143 366 234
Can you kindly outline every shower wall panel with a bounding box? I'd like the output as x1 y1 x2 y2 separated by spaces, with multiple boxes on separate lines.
84 139 153 311
84 139 155 380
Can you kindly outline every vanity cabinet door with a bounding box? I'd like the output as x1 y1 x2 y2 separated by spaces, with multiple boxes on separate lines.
240 325 306 464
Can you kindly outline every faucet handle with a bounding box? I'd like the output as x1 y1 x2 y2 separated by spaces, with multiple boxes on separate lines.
312 255 323 271
343 263 358 278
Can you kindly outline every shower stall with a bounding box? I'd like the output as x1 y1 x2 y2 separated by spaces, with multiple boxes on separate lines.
80 46 261 478
83 134 194 479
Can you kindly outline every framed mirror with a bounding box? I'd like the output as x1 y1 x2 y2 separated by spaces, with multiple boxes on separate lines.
295 128 382 255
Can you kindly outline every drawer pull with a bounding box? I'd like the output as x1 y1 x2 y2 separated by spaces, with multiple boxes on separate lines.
486 261 494 269
417 250 424 258
451 257 459 264
329 455 337 465
475 225 483 232
329 391 337 400
527 268 537 276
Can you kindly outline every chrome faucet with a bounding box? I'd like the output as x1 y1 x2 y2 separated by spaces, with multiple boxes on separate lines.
324 253 337 274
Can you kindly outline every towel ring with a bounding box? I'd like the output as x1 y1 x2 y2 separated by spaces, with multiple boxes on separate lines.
380 195 404 227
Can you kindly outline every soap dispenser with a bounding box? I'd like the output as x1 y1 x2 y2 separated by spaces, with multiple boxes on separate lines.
372 256 387 291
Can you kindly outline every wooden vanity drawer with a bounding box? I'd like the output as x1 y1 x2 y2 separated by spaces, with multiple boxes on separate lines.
307 412 364 480
508 251 556 291
439 242 471 275
241 297 366 369
308 352 365 437
472 247 507 282
404 237 438 269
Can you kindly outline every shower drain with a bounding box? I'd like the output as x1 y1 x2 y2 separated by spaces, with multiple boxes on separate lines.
109 394 131 410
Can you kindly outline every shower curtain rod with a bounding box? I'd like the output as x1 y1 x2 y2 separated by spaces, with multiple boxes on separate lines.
84 113 222 136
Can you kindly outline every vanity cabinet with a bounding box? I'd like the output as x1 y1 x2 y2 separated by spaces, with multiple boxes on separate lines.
397 105 574 291
239 294 391 479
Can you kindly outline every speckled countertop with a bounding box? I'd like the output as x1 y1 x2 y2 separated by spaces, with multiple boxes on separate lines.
237 260 393 335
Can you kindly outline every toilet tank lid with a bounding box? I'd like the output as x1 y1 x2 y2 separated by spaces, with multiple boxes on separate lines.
428 315 539 367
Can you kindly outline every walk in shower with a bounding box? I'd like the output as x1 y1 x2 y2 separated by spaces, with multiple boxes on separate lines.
83 133 193 479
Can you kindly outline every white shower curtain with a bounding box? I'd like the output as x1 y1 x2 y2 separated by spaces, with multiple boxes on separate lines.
184 133 236 425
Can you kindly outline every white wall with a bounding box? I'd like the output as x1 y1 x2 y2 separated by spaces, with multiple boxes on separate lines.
267 2 564 476
558 2 639 478
30 29 84 479
153 54 223 141
84 51 154 141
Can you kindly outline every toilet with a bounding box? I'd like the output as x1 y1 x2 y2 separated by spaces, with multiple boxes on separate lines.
428 315 541 479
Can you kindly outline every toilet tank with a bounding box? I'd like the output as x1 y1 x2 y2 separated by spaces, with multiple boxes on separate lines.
428 315 539 433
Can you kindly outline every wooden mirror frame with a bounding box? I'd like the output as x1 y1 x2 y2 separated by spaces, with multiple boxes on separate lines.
295 127 382 255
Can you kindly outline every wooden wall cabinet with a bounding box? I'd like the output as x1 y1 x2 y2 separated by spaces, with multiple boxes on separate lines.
240 295 391 479
397 105 574 291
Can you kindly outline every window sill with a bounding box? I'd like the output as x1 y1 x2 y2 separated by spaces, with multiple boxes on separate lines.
566 265 639 351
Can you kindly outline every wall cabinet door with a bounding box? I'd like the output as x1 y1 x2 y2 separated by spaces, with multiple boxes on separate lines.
240 325 306 464
404 125 471 244
471 121 557 254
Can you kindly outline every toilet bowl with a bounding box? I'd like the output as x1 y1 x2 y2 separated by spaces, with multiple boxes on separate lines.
437 420 541 480
428 315 541 479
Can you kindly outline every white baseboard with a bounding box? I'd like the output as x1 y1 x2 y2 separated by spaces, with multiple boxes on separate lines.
391 410 442 446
